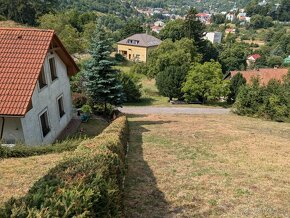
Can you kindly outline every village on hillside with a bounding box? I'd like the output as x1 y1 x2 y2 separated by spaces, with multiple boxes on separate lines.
0 0 290 217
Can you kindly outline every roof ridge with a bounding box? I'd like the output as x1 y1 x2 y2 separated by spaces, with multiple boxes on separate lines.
0 27 55 33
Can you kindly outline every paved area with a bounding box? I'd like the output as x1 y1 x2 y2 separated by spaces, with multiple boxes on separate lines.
119 106 230 115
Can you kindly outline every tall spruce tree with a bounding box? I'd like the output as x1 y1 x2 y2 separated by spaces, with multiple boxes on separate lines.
84 23 124 112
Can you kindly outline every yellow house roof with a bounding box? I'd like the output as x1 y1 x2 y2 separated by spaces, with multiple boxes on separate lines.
117 33 162 48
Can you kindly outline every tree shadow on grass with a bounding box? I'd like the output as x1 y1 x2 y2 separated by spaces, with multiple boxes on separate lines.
124 114 172 218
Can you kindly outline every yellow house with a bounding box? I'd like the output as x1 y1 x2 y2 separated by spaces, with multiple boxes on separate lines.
117 33 162 62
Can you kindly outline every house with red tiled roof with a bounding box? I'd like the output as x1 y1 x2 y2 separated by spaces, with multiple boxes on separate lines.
0 28 79 145
196 13 211 24
230 68 289 85
247 54 261 67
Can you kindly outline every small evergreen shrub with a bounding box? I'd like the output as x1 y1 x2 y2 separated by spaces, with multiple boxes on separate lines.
0 116 129 217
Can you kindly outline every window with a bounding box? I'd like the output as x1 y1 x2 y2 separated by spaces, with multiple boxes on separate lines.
38 67 47 89
40 111 50 137
57 96 65 118
127 39 139 45
49 57 58 81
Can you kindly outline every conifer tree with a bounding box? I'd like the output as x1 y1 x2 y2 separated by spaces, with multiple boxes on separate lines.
84 23 124 112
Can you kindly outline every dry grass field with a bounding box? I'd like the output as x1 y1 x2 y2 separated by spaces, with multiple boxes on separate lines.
124 114 290 217
0 153 65 205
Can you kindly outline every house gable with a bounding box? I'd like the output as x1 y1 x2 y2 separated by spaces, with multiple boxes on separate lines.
0 28 79 117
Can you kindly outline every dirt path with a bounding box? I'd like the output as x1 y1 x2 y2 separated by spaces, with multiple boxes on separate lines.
124 114 290 217
120 106 230 115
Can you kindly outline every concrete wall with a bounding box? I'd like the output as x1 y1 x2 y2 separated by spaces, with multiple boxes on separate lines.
21 51 73 145
0 117 25 144
118 44 149 62
205 32 222 44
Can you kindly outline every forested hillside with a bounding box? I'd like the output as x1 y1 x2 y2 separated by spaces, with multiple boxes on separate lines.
131 0 284 13
0 0 135 25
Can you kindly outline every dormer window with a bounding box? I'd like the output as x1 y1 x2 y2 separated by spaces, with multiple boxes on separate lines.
127 39 139 45
39 67 47 89
49 57 58 81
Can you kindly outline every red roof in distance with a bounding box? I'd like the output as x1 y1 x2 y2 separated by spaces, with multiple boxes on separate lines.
231 68 289 85
247 54 261 60
0 28 79 116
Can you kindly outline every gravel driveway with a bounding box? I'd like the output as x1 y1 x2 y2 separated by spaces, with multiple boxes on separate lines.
119 106 230 115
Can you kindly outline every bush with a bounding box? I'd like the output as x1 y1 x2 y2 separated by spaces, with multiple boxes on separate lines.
115 53 126 63
0 15 7 21
156 65 187 100
234 76 290 122
0 116 129 217
93 103 116 118
234 78 264 116
72 92 87 108
227 72 247 103
119 72 142 102
0 138 82 158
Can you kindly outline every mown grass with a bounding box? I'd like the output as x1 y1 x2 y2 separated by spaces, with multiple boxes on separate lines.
0 153 65 206
77 117 109 138
0 117 109 206
124 114 290 217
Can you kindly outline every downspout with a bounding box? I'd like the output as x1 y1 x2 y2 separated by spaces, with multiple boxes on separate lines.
0 117 5 140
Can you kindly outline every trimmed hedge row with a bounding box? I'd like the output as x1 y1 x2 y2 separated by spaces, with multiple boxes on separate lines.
0 116 129 217
0 138 82 158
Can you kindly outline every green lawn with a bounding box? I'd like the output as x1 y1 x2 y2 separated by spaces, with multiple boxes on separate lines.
124 114 290 217
78 117 109 138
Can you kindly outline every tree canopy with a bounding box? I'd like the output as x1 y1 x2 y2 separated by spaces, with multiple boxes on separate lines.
182 61 230 103
84 23 124 111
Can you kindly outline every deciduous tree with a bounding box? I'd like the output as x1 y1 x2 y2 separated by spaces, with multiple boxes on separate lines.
182 61 230 103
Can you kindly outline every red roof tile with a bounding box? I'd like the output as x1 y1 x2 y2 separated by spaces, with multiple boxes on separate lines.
0 28 79 116
231 68 289 85
247 54 261 60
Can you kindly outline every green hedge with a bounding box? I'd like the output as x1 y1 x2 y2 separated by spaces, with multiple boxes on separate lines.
234 75 290 122
0 116 129 217
0 138 82 158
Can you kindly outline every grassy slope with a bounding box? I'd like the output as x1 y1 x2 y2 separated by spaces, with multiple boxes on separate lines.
0 118 109 206
0 153 64 205
125 114 290 217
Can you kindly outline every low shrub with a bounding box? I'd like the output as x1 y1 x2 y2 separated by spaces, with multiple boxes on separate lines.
0 116 129 217
72 92 87 108
0 138 82 158
119 72 142 102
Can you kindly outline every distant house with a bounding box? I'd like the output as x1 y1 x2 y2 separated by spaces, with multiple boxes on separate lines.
117 34 162 62
204 32 222 44
154 20 165 27
151 25 163 34
230 68 289 85
0 28 79 145
225 28 236 34
247 54 261 67
226 12 236 22
237 12 251 23
196 13 211 24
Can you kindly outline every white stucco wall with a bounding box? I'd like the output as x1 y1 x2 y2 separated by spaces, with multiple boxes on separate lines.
20 51 73 145
0 117 25 144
